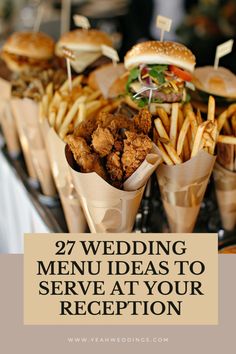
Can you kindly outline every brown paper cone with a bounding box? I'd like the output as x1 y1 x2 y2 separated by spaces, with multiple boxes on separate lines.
0 79 20 157
156 150 216 233
11 98 38 179
213 162 236 231
0 100 20 157
11 98 56 196
45 123 87 233
217 143 235 171
66 146 145 233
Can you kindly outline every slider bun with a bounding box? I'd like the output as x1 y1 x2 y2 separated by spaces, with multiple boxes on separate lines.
56 29 112 56
193 66 236 98
125 41 196 72
3 31 55 60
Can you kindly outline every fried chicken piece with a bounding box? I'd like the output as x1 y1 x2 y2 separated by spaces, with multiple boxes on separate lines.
106 151 123 183
134 108 152 134
121 131 153 179
114 139 124 152
66 135 107 180
92 127 115 157
97 111 135 136
74 116 99 142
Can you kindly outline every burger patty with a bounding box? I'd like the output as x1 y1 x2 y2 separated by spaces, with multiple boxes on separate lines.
138 89 183 103
2 51 51 68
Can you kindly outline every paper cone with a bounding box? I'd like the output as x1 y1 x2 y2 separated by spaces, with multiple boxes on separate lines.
213 162 236 231
11 98 38 179
156 150 216 233
0 101 20 157
217 142 235 171
11 98 56 196
0 78 20 157
45 123 87 233
66 146 146 233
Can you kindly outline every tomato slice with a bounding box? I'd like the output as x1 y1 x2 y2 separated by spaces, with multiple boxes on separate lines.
169 65 192 82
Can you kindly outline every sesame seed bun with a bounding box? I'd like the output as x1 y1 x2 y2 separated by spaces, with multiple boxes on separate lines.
193 66 236 98
2 31 55 73
56 29 112 56
3 31 54 60
124 41 196 72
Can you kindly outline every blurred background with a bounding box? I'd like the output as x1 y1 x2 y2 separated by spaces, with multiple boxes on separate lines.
0 0 236 71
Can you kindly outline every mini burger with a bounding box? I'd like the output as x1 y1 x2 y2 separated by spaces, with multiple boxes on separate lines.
123 41 196 112
56 29 113 74
192 66 236 113
1 31 55 73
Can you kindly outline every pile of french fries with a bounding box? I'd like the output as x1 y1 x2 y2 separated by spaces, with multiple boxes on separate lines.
217 103 236 144
216 103 236 171
40 75 121 140
154 96 218 165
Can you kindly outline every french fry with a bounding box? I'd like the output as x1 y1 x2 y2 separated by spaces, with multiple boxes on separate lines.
49 111 56 127
59 79 69 93
98 103 114 113
191 122 209 158
82 86 93 95
154 118 170 141
55 101 68 132
163 142 182 164
74 102 86 128
85 100 103 117
59 95 86 139
156 107 170 133
207 95 215 122
187 127 193 151
86 90 102 102
183 134 190 162
177 116 190 156
59 75 83 93
170 103 179 149
49 91 61 116
39 101 44 123
203 131 214 145
217 109 228 133
157 141 174 165
184 103 198 141
178 107 184 132
96 99 120 114
217 135 236 144
46 82 53 102
196 108 203 125
41 94 49 117
231 113 236 136
153 127 158 145
72 75 83 88
208 124 218 155
226 103 236 118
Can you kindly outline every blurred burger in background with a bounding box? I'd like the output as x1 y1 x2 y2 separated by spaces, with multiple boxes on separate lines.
1 31 55 73
55 29 113 74
109 41 196 113
192 66 236 114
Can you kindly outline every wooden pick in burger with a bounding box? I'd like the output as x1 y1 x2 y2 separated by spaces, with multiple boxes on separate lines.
73 14 91 30
214 39 234 70
156 15 172 42
62 47 76 92
33 2 45 32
